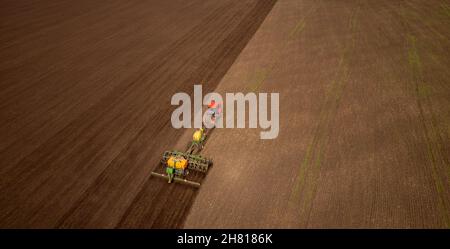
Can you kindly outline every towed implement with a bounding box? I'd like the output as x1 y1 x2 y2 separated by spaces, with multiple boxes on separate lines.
150 127 213 187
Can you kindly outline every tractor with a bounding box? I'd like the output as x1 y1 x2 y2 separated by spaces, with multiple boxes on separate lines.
150 100 219 187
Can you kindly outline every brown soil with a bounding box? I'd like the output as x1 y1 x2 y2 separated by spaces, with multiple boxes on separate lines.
0 0 276 228
184 0 450 228
1 0 449 228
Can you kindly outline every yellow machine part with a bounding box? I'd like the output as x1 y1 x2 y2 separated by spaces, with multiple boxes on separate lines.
192 129 203 142
167 156 188 169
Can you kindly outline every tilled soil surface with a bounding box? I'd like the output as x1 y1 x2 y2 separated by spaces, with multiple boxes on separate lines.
1 0 449 228
0 0 276 228
184 0 450 228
